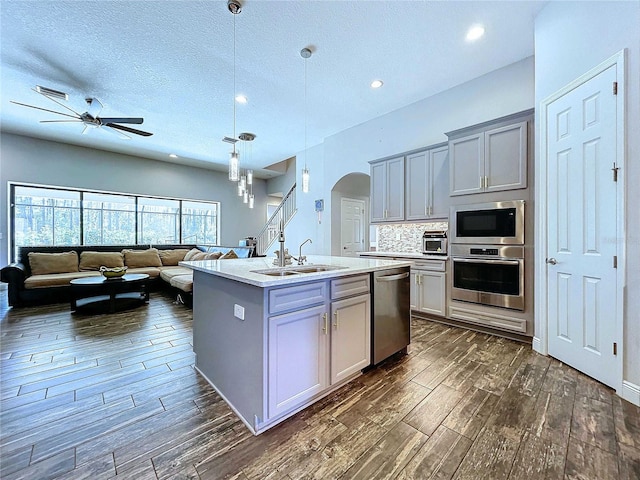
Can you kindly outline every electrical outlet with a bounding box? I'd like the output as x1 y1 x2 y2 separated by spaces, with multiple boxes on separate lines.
234 304 245 320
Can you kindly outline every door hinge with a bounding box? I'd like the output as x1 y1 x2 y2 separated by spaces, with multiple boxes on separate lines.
613 81 618 95
613 342 617 355
612 162 619 182
613 256 618 268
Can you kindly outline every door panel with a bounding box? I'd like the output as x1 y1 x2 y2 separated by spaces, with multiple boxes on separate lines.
341 198 365 257
546 64 617 388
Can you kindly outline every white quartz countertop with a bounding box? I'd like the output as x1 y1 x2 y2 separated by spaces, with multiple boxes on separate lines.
358 251 449 260
180 255 412 288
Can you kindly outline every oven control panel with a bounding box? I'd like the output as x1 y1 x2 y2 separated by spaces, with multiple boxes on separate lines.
469 248 499 256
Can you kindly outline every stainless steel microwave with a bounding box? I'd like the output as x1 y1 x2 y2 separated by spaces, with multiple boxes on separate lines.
450 200 525 245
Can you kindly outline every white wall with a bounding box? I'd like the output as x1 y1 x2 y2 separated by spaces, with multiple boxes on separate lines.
285 57 535 254
0 133 269 265
534 1 640 393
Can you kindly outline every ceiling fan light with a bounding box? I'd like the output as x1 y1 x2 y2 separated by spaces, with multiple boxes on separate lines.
229 151 239 181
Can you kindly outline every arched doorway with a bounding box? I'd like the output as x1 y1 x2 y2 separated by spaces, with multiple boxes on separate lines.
330 173 370 256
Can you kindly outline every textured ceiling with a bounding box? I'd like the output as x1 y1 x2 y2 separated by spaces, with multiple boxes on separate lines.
0 0 546 177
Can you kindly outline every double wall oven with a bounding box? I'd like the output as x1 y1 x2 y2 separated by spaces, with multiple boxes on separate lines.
450 200 525 311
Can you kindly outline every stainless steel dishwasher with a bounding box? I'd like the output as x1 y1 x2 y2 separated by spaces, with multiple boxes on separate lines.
371 267 411 365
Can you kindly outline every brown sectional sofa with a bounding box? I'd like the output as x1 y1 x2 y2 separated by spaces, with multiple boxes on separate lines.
1 244 252 307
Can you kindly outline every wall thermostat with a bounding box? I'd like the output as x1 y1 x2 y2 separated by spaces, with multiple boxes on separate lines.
315 199 324 212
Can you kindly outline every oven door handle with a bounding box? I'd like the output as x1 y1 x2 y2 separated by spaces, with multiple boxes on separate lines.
452 258 521 266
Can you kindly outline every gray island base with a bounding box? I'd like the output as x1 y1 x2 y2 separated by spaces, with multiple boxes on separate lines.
181 255 411 435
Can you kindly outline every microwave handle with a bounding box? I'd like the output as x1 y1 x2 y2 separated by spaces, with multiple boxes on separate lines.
453 258 520 266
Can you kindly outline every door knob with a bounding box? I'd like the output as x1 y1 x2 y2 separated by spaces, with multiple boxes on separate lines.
546 258 558 265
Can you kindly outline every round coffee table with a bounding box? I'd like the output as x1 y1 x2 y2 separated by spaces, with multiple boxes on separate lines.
70 273 150 313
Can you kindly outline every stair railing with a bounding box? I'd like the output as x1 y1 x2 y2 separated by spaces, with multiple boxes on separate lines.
255 183 297 256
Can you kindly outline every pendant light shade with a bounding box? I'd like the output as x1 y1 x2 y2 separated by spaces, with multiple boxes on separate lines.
247 169 253 185
229 151 239 181
302 167 310 193
249 193 254 209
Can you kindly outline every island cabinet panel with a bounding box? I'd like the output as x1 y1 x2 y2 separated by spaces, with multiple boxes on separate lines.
268 281 327 315
330 294 371 384
268 304 329 418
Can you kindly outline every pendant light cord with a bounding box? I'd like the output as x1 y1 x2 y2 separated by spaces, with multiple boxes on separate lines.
233 12 237 155
304 54 307 170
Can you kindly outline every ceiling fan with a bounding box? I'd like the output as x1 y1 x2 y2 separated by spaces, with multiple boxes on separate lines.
10 86 153 138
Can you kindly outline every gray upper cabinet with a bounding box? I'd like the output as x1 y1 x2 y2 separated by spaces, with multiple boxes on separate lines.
449 118 528 196
406 144 449 220
370 156 404 222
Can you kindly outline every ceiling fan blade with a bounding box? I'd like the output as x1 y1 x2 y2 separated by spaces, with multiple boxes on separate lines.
40 120 83 123
98 117 144 125
86 97 103 118
10 101 79 119
106 123 153 137
31 87 82 116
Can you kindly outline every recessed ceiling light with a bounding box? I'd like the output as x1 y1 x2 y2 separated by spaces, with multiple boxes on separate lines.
169 153 178 158
466 25 485 42
235 94 248 104
370 80 384 89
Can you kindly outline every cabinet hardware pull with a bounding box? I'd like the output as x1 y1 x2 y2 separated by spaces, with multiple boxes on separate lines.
333 311 338 328
480 176 483 189
485 176 489 189
322 313 328 334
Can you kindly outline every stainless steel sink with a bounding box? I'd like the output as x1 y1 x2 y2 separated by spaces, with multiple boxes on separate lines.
290 265 345 273
251 265 346 277
251 269 301 276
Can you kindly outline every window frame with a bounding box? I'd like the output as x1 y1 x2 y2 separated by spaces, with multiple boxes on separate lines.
9 182 220 262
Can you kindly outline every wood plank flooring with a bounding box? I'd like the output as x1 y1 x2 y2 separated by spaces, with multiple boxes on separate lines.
1 290 638 479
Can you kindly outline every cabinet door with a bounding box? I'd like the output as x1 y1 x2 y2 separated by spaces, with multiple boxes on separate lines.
405 151 429 220
449 133 484 196
268 305 329 418
370 161 387 222
429 145 450 218
330 294 371 384
410 270 419 310
385 156 405 221
484 121 527 192
417 271 446 316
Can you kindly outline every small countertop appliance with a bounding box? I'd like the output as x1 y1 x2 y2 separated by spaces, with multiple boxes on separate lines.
422 230 447 255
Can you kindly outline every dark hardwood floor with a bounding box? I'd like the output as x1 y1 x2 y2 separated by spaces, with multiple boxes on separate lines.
1 289 638 479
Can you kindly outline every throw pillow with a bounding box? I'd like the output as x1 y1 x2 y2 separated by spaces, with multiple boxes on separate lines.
183 248 204 261
189 251 208 261
205 252 223 260
158 248 190 266
79 251 125 271
122 248 162 268
28 251 79 276
220 249 238 259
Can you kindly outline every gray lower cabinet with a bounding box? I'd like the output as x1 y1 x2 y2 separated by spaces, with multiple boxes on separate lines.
449 119 528 196
405 144 449 220
410 259 446 316
370 156 405 222
267 275 371 420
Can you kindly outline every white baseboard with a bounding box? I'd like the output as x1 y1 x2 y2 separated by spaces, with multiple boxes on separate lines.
621 380 640 406
532 336 545 355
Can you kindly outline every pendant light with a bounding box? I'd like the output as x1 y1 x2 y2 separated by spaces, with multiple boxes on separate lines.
227 0 242 182
300 47 312 193
239 132 256 208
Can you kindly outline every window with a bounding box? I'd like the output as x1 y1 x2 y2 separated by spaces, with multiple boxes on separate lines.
10 184 220 261
138 197 180 244
13 186 81 251
181 200 219 245
83 193 136 245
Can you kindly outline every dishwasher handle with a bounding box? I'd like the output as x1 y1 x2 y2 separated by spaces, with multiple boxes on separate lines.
376 272 410 282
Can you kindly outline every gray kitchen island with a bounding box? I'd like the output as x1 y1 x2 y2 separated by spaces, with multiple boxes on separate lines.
181 255 411 435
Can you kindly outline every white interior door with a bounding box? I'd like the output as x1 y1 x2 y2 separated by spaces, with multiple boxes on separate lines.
546 64 618 388
341 198 365 257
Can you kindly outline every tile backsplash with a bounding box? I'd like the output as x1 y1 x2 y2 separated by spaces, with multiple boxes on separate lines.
374 222 448 253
